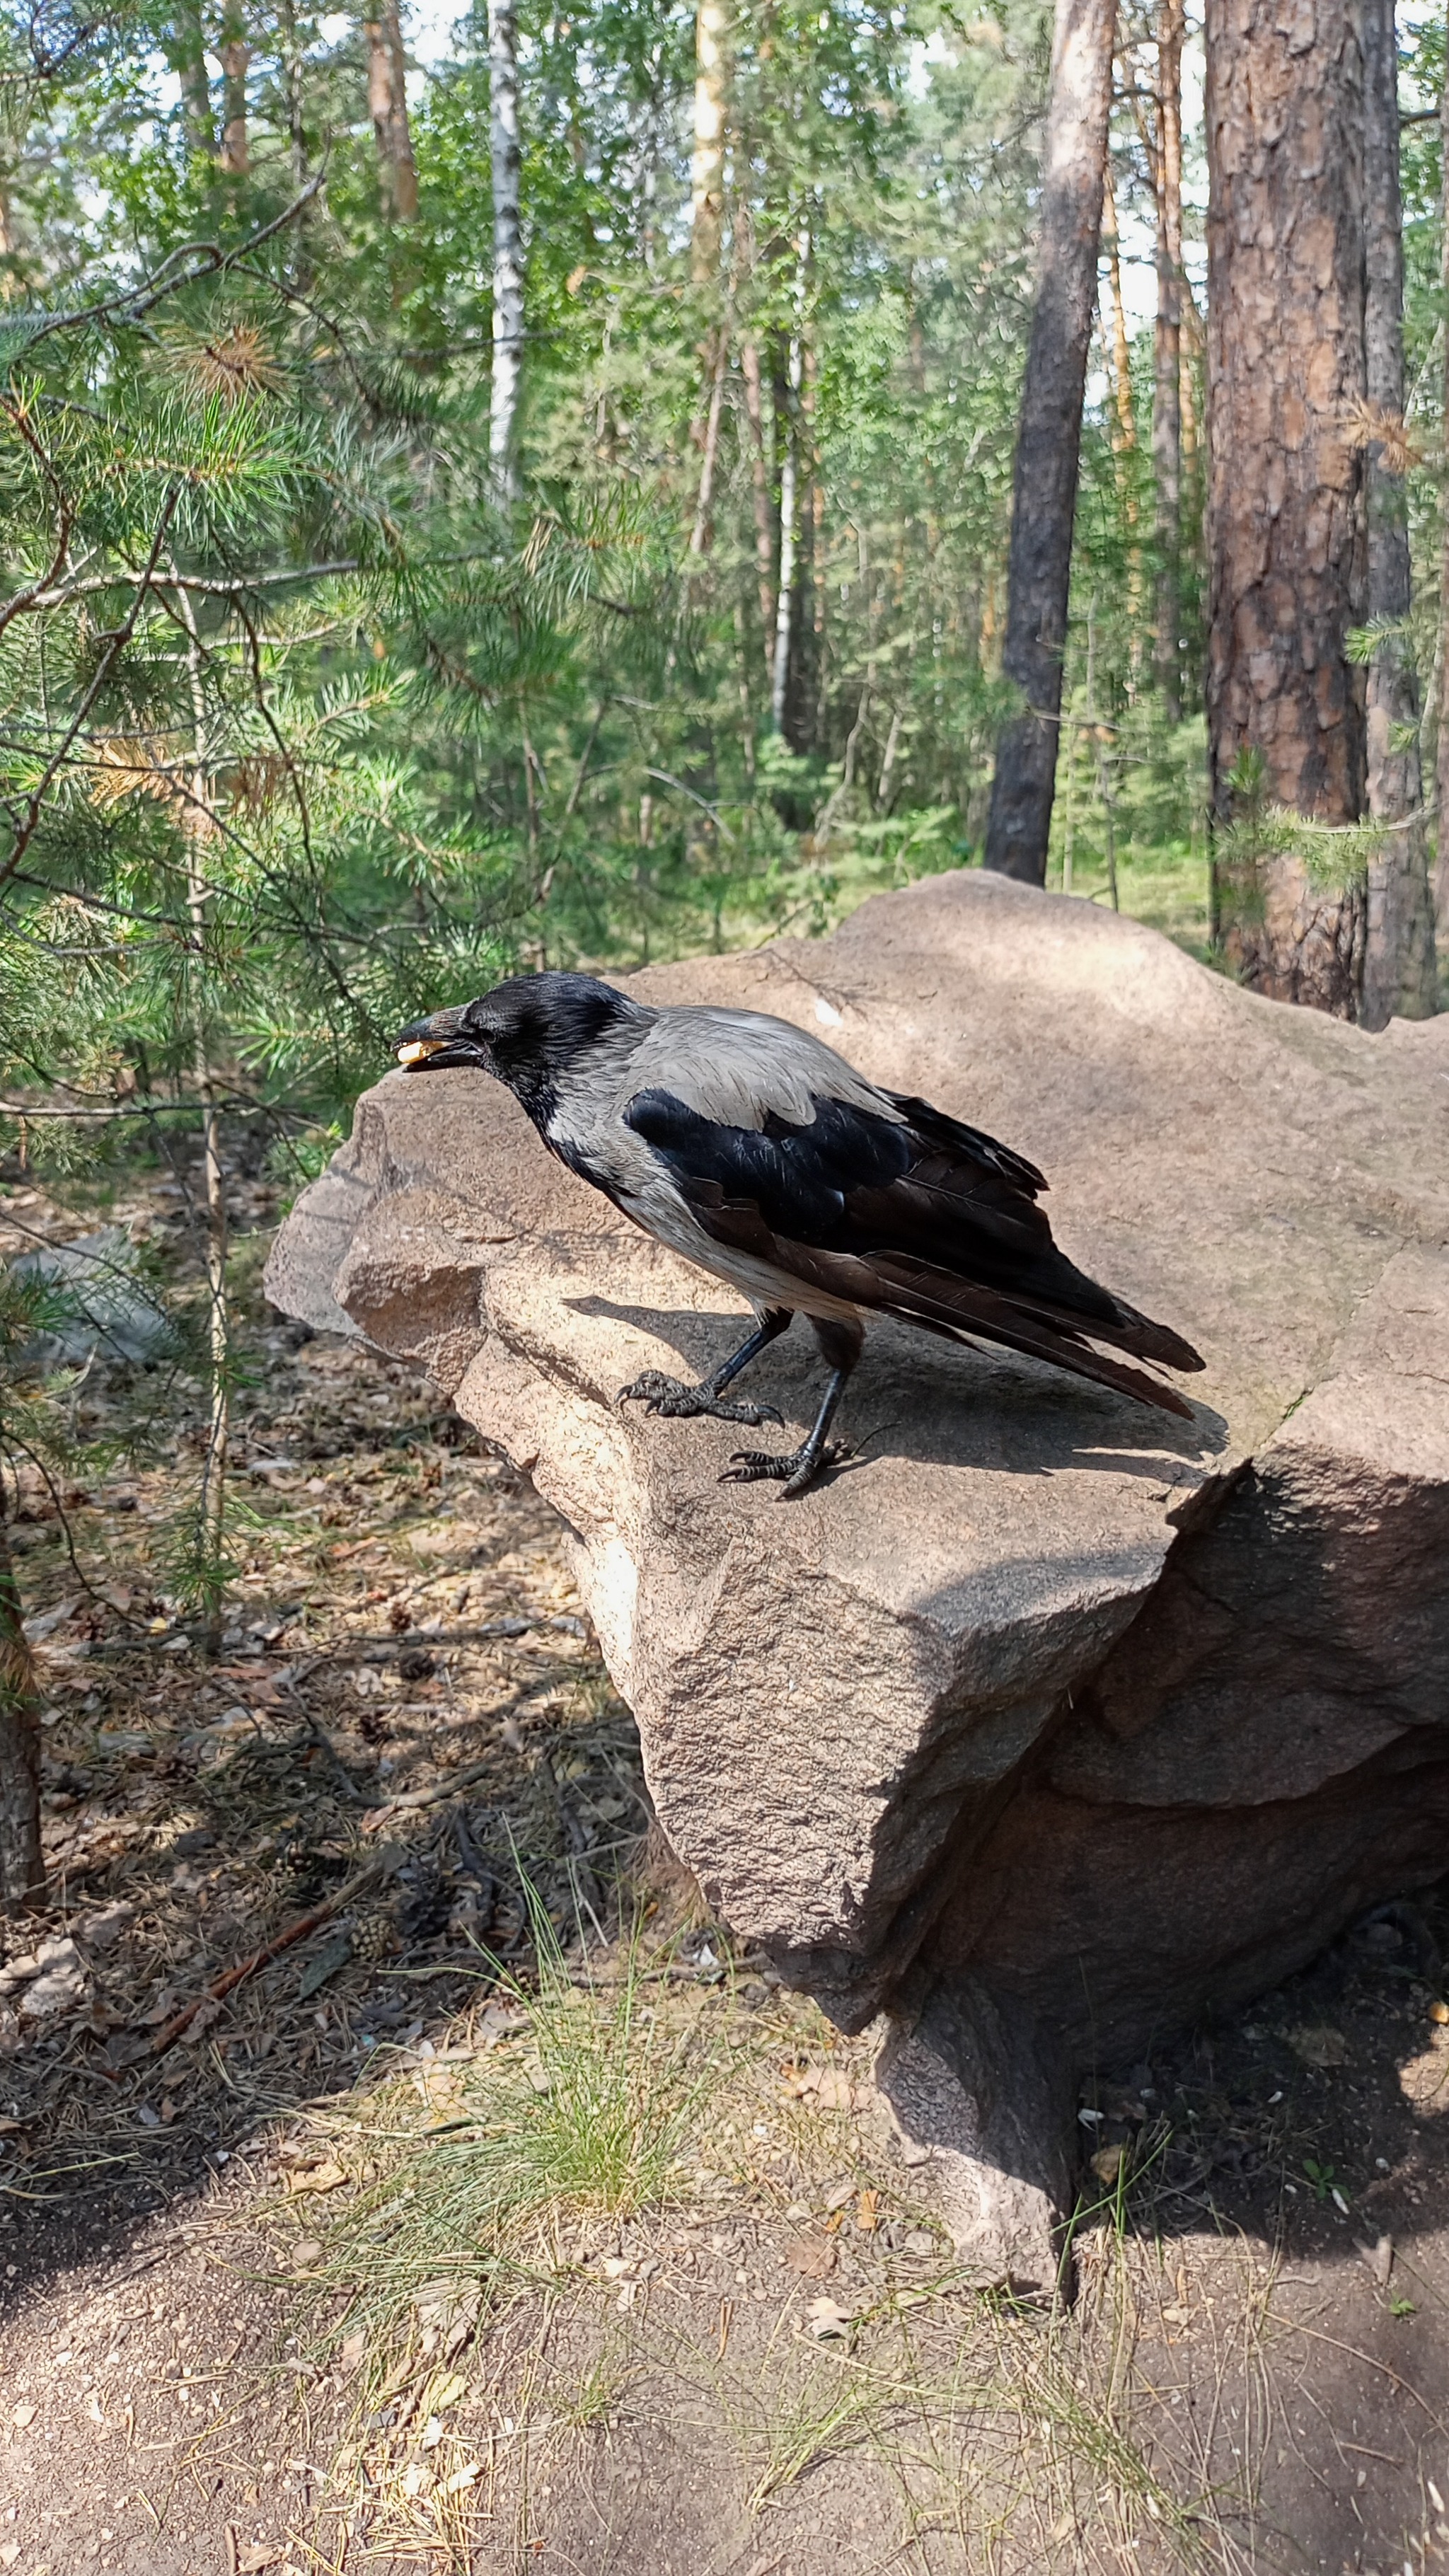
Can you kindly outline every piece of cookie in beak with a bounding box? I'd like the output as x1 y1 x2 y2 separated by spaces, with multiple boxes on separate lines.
393 1004 473 1069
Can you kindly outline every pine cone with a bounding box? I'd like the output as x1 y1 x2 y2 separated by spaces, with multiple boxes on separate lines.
350 1907 400 1963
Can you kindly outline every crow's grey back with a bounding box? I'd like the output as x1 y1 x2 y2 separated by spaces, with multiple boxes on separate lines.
617 1005 899 1132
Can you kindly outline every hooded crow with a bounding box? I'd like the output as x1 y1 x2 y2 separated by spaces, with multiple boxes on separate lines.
394 970 1205 1496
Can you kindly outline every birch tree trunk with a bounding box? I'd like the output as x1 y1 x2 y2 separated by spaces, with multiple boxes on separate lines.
691 0 729 287
739 333 778 676
0 1515 42 1914
983 0 1115 884
1360 0 1436 1025
277 0 308 190
1206 0 1368 1015
770 326 802 736
1102 158 1143 649
1153 0 1184 717
488 0 524 502
364 0 419 222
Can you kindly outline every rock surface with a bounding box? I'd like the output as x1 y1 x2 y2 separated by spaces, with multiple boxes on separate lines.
265 870 1449 2289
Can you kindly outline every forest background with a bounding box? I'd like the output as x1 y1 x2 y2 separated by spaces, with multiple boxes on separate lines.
0 0 1447 1888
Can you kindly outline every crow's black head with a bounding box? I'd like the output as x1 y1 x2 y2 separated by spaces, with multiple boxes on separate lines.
394 971 637 1118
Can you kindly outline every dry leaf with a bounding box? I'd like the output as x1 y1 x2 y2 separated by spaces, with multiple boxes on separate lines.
783 2234 836 2280
1429 1999 1449 2026
285 2159 348 2195
238 2547 282 2574
855 2188 880 2232
1090 2144 1126 2186
444 2461 481 2494
812 2070 857 2110
1356 2233 1394 2286
432 2371 468 2409
804 2296 854 2340
289 2239 324 2272
338 2330 367 2374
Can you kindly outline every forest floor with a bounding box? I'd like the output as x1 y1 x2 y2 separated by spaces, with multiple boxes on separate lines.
2 1160 1449 2576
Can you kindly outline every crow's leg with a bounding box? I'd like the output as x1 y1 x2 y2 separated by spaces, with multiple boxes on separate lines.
724 1315 863 1498
618 1306 793 1426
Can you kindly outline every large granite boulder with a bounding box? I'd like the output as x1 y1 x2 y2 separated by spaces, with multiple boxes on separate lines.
265 871 1449 2288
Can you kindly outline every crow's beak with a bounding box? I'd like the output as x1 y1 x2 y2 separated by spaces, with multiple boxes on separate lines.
393 1005 478 1070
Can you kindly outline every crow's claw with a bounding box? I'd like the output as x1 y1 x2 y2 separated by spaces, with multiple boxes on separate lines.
617 1370 783 1428
722 1440 848 1498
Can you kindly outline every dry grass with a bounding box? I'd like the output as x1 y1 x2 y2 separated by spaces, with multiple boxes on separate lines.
219 1933 1268 2573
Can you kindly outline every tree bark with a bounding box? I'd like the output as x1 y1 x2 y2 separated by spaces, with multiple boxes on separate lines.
169 1 214 161
488 0 524 501
739 333 778 678
770 325 802 737
364 0 419 223
1436 22 1449 949
691 0 729 288
983 0 1115 884
217 1 250 176
180 597 230 1654
1102 158 1143 649
277 0 308 192
1360 0 1436 1025
1205 0 1369 1016
1153 0 1184 717
0 1516 42 1914
688 330 727 556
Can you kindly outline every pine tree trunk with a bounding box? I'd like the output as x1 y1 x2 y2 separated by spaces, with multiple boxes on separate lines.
169 1 214 161
691 0 729 287
983 0 1115 884
1360 0 1436 1026
1153 0 1184 718
364 0 419 222
217 2 250 176
1205 0 1368 1015
0 1515 42 1914
488 0 524 502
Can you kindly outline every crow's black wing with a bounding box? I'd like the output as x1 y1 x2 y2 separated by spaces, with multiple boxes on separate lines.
623 1083 1204 1418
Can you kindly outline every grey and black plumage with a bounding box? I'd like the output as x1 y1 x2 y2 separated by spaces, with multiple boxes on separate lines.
394 970 1205 1496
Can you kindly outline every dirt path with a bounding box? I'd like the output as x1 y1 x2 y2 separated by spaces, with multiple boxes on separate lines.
2 1178 1449 2572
